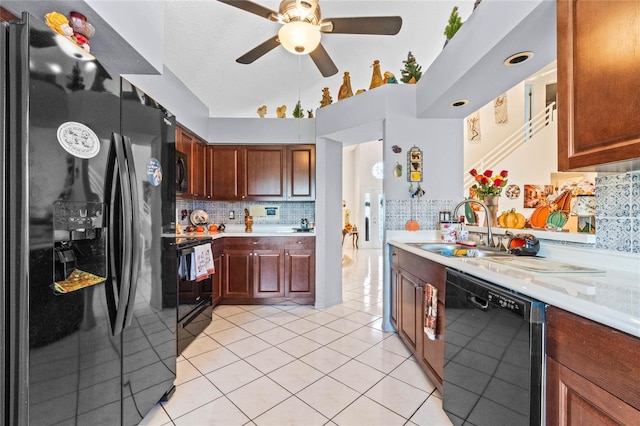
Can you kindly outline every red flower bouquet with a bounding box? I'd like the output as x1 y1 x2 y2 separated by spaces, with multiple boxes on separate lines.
469 169 508 198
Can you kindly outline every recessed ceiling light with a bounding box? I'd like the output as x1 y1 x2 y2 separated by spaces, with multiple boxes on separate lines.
504 51 534 66
451 100 468 107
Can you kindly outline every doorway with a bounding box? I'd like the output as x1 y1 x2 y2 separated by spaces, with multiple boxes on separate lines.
360 188 384 249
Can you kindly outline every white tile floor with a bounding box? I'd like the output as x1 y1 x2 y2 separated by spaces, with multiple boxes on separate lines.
141 248 453 425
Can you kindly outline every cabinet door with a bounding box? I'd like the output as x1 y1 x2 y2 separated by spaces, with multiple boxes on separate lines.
399 273 423 353
557 0 640 171
547 357 640 425
284 249 315 299
244 146 286 200
287 145 315 200
252 249 284 298
211 245 223 306
222 249 252 298
191 140 207 198
390 267 399 330
210 145 244 200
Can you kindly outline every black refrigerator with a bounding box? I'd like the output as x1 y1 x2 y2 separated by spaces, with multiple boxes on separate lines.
1 13 177 425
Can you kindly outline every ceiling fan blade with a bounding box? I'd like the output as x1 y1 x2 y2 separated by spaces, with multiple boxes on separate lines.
321 16 402 35
236 35 281 64
309 43 338 77
218 0 279 21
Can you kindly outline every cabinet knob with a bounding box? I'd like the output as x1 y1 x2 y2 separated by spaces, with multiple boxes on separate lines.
297 241 303 244
252 241 258 245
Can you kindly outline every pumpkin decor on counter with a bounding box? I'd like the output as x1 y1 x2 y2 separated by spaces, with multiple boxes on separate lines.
529 204 550 229
497 208 526 229
546 210 568 230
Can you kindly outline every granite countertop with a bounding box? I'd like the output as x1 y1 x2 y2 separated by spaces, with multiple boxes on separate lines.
388 231 640 338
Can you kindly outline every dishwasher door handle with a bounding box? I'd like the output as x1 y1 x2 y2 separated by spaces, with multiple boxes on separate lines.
469 295 489 311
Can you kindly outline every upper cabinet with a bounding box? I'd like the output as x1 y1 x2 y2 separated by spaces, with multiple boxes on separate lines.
557 0 640 171
208 144 315 201
176 125 209 199
286 145 316 201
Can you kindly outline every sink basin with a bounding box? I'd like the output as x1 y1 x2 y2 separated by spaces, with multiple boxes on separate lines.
406 242 512 258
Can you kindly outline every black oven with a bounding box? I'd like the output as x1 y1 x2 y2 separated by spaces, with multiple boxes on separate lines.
176 239 213 355
176 150 188 194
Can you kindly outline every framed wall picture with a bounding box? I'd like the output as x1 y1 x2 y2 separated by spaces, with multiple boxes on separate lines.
407 146 423 182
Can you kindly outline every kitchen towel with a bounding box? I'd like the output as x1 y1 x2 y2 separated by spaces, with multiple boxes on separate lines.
194 243 215 282
424 284 438 340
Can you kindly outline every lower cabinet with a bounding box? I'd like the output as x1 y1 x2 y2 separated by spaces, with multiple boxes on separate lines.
284 237 315 302
546 306 640 424
221 236 315 304
211 240 223 306
392 246 446 392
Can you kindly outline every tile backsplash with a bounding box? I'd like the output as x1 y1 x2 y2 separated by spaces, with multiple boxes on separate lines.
595 171 639 253
384 171 639 254
176 200 315 227
385 199 457 231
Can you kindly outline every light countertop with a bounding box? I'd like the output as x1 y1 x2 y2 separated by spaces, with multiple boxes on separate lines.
388 232 640 338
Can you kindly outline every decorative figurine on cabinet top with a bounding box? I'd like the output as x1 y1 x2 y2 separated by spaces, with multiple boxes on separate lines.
257 105 267 118
307 110 314 118
384 71 398 84
369 60 383 90
276 105 286 118
338 71 354 101
320 87 333 107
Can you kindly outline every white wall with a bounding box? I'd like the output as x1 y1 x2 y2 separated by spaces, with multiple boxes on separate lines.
384 118 464 201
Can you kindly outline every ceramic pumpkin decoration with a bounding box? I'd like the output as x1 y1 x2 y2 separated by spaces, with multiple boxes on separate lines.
546 211 568 230
530 204 550 228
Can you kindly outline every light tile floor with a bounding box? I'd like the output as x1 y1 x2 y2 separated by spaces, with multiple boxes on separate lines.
142 248 453 425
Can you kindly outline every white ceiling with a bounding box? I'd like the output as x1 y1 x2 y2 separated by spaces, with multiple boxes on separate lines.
164 0 479 118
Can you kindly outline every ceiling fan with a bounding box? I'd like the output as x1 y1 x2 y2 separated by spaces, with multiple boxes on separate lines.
218 0 402 77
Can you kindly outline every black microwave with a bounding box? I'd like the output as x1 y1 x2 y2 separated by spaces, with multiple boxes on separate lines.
176 150 188 193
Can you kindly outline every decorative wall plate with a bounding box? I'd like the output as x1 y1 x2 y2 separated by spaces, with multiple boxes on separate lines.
505 184 520 199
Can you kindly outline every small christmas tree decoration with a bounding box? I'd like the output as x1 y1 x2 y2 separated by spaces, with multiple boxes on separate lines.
293 101 304 118
320 87 333 107
401 52 422 84
444 6 463 44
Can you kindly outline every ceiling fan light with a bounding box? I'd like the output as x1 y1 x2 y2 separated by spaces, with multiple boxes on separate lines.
278 21 321 55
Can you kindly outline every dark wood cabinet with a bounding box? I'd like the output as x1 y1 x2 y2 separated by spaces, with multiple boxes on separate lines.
208 145 244 200
286 145 315 200
389 248 399 330
222 248 252 299
211 240 223 306
252 249 285 298
284 237 315 302
393 247 446 392
399 271 423 354
244 146 286 200
208 144 315 201
546 306 640 424
176 125 209 199
557 0 640 171
221 236 314 304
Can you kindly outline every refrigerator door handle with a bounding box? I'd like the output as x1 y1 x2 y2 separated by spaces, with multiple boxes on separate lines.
105 133 134 335
122 135 141 328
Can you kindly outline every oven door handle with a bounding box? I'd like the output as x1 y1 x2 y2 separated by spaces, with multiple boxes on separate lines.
468 295 489 311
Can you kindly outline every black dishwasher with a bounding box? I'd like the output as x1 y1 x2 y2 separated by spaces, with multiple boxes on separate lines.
443 269 545 426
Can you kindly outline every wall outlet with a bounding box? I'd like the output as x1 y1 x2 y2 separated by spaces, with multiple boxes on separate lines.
229 210 235 220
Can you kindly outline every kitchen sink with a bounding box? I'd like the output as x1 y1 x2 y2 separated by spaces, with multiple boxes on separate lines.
406 242 512 258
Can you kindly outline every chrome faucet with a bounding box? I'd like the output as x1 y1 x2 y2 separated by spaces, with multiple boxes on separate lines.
453 199 494 248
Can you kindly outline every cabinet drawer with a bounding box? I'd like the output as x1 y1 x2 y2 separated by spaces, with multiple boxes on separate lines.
284 237 315 250
398 250 446 299
225 237 284 250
